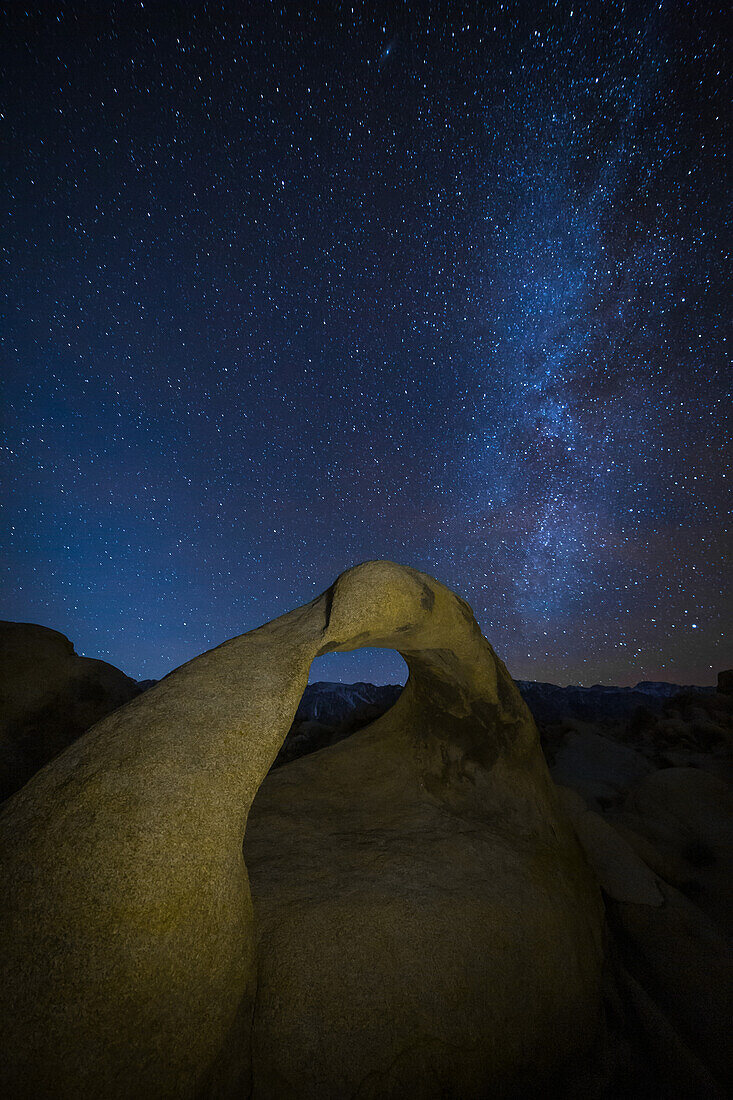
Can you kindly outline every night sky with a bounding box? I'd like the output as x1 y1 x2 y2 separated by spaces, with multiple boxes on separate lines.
1 1 729 687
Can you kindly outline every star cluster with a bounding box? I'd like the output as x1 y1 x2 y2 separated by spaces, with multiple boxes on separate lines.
1 1 729 685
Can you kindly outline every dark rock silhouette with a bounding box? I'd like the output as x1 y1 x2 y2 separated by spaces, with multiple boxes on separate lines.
625 687 732 776
717 668 733 695
615 766 733 936
0 562 603 1099
0 620 143 801
559 781 732 1097
549 728 654 808
517 678 715 727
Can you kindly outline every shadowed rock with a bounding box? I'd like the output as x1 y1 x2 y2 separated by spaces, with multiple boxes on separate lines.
559 771 733 1094
0 620 143 801
0 561 604 1099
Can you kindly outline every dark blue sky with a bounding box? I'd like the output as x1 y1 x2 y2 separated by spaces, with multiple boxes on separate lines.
1 1 729 686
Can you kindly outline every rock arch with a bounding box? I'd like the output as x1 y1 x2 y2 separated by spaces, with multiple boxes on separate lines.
0 561 604 1098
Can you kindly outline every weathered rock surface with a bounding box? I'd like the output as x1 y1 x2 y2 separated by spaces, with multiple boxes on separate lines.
0 562 604 1099
560 768 733 1095
0 620 142 801
616 766 733 935
518 676 732 1094
549 728 654 809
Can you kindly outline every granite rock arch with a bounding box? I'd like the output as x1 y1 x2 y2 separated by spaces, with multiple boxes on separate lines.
0 561 604 1098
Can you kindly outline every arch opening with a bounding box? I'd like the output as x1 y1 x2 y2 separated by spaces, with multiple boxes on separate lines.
271 648 408 770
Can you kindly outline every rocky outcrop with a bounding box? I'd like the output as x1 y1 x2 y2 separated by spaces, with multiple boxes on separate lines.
626 687 732 776
537 678 731 819
0 620 143 801
615 767 733 936
560 784 732 1097
542 673 732 1094
0 562 604 1099
548 728 654 809
718 669 733 695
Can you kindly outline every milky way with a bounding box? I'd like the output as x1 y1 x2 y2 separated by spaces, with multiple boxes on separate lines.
1 2 729 685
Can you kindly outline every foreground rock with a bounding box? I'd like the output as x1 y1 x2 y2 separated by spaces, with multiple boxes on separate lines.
616 766 733 937
560 784 732 1097
0 562 603 1099
0 621 142 801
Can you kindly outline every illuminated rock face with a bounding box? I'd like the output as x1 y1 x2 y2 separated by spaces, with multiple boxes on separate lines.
0 561 604 1099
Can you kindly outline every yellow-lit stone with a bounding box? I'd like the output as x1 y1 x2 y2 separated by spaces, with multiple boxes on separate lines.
0 561 604 1098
